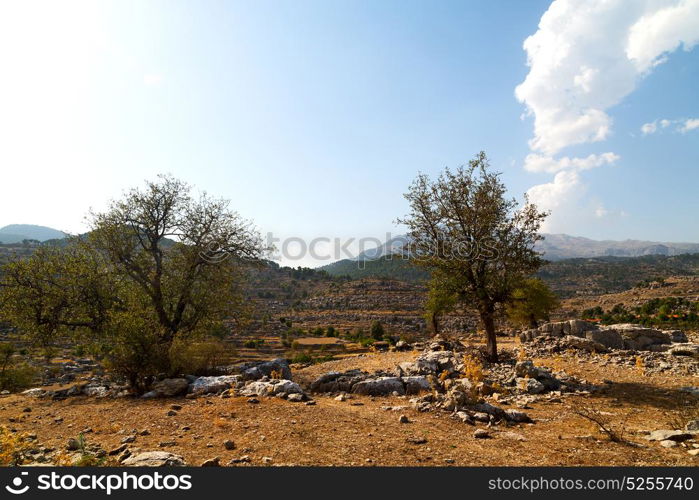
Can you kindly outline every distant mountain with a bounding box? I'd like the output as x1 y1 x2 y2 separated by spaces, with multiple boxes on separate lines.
0 224 67 243
347 233 699 262
538 234 699 260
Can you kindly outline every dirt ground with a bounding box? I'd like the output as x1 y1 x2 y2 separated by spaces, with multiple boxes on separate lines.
1 340 697 467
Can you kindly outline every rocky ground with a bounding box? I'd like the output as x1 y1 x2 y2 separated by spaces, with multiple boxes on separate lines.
1 328 697 467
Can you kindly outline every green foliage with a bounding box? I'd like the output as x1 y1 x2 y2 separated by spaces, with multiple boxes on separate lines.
243 339 265 349
424 271 458 334
370 320 385 340
0 175 264 393
582 297 699 327
505 277 560 328
398 151 548 361
0 343 38 392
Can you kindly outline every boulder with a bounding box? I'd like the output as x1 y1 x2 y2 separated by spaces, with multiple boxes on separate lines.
514 361 560 391
664 330 688 343
604 324 671 350
188 375 240 396
398 351 459 377
83 385 109 398
351 377 405 396
240 358 292 381
585 330 624 350
534 320 597 338
309 370 370 393
142 378 189 398
240 379 304 397
517 377 545 395
504 409 533 423
22 388 45 398
561 335 607 352
122 451 186 467
647 430 697 442
402 376 431 395
667 344 699 357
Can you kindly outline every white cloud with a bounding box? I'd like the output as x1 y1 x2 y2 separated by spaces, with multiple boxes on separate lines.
641 121 658 135
680 118 699 132
524 152 619 174
640 117 699 134
627 0 699 72
516 0 699 155
594 204 609 218
526 170 582 212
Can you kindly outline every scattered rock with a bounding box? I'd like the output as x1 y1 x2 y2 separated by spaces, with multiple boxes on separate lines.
647 430 696 442
122 451 186 467
474 429 490 439
201 457 220 467
398 414 409 424
223 440 236 450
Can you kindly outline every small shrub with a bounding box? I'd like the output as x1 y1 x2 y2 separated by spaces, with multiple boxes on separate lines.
0 426 31 466
169 338 233 376
461 354 484 383
370 321 385 341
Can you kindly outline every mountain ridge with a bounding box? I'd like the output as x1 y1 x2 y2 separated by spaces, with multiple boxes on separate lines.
351 233 699 262
0 224 68 243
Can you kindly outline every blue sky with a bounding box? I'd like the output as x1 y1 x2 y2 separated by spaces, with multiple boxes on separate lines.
0 0 698 266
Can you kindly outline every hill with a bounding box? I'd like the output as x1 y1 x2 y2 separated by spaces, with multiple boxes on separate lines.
348 233 699 261
320 252 699 298
0 224 67 243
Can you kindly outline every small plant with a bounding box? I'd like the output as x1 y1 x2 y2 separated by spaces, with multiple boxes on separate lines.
461 354 484 383
571 404 634 444
0 426 31 466
635 355 645 375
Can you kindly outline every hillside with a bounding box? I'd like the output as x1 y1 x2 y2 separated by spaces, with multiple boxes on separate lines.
320 252 699 298
346 233 699 262
0 224 66 243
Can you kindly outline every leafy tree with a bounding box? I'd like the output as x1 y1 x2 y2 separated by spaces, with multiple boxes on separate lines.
424 271 458 335
0 175 264 391
398 151 547 361
369 321 385 341
505 277 559 328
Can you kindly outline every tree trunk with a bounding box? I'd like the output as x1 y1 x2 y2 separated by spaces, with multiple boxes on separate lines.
431 313 440 336
480 309 498 362
528 313 538 329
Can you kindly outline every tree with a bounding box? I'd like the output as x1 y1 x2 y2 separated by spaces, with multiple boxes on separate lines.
398 151 548 362
505 277 559 328
370 320 385 341
424 270 458 335
0 175 264 391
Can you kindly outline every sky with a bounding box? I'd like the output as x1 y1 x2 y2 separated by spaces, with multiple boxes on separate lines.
0 0 698 267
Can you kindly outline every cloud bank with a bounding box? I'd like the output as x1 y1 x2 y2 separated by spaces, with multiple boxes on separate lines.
516 0 699 228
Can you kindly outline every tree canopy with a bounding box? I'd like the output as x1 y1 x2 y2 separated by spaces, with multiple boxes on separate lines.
399 151 548 361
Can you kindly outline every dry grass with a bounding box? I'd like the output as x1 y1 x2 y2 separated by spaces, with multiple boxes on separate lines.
0 345 696 466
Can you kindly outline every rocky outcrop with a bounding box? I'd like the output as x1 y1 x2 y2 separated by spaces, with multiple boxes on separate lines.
522 321 679 352
239 379 305 398
351 377 406 396
237 358 292 381
188 375 240 396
